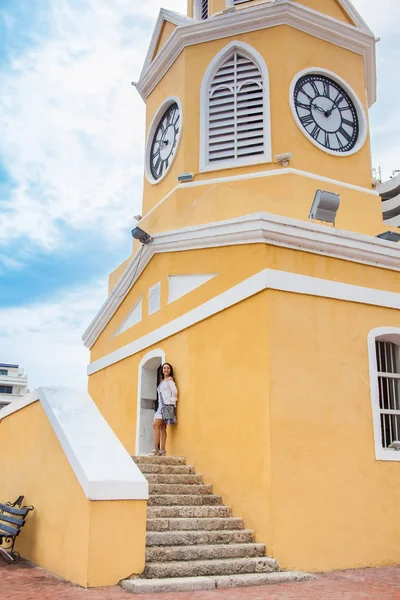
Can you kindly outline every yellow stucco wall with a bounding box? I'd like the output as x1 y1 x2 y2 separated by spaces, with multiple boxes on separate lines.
187 0 353 23
89 282 400 572
109 256 131 294
0 402 146 587
94 244 398 365
293 0 354 24
89 293 274 550
153 21 177 59
142 26 375 234
266 291 400 572
89 239 400 572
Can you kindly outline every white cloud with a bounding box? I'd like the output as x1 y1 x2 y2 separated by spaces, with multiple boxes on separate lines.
0 0 186 250
0 281 107 390
1 0 400 393
352 0 400 34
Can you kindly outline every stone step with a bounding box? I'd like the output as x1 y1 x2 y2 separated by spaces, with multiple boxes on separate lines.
147 505 232 519
134 456 186 466
147 517 244 532
212 571 316 589
143 556 279 579
120 572 315 594
139 464 195 475
148 494 223 507
145 474 204 485
146 529 255 547
146 543 266 563
149 484 212 496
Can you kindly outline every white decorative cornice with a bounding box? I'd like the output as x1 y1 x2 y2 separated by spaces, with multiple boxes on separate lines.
140 9 196 79
82 212 400 349
337 0 374 35
88 270 400 376
136 0 376 106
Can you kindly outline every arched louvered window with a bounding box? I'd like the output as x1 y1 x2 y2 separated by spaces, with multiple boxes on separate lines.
200 42 271 171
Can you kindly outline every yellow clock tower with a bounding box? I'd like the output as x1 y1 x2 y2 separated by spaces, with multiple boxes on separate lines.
83 0 400 588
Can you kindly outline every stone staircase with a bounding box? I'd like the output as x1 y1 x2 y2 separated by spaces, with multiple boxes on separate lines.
121 455 313 594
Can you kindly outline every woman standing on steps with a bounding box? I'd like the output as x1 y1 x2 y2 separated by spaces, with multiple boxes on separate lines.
152 362 178 456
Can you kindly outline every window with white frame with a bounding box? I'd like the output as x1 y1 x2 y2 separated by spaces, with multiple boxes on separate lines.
375 340 400 448
369 329 400 461
195 0 209 19
201 42 271 171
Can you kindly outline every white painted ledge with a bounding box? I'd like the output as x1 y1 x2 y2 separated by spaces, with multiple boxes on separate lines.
0 387 148 501
83 211 400 349
87 269 400 376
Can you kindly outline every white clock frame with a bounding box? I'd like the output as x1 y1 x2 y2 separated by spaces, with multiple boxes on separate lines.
289 67 368 157
145 96 183 185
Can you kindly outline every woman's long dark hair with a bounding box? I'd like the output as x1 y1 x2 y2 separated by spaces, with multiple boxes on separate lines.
157 363 174 386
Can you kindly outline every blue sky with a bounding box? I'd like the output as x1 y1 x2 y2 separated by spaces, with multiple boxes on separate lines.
0 0 399 390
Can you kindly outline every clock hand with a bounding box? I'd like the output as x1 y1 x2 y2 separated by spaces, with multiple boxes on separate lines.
312 103 332 118
326 97 345 117
312 103 325 113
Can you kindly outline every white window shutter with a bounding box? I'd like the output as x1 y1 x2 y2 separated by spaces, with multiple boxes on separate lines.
207 52 264 165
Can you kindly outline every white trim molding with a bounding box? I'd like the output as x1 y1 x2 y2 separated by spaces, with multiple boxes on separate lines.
140 9 195 77
88 269 400 376
82 211 400 349
135 349 166 456
289 67 368 157
200 40 272 172
337 0 374 35
368 328 400 462
137 0 376 107
0 387 149 500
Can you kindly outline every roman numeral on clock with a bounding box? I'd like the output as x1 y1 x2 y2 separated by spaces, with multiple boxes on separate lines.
300 113 314 127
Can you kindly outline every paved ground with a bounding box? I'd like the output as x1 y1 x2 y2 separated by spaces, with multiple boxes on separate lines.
1 561 399 600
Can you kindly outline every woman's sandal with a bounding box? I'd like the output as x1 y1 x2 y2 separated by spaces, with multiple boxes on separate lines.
159 449 166 456
152 449 160 456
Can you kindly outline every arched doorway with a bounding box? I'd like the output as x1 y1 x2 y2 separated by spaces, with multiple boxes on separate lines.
135 349 165 455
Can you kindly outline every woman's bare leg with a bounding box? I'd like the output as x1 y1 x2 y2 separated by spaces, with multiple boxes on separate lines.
153 420 163 452
160 423 167 452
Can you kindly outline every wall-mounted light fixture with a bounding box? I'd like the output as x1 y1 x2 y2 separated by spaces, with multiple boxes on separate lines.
309 190 341 226
275 152 292 167
131 227 153 245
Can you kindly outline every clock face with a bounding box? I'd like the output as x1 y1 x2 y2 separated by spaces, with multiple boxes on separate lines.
293 74 360 153
149 102 181 181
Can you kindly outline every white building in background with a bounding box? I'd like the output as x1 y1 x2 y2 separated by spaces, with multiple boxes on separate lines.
0 363 29 408
378 172 400 227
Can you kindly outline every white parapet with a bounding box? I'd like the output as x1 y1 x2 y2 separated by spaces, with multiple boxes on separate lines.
0 387 148 501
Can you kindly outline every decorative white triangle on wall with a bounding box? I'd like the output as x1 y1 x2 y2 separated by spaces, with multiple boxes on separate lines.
114 298 143 336
168 274 217 304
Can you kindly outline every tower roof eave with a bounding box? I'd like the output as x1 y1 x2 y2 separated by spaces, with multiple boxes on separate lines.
338 0 374 36
135 1 376 107
139 8 196 82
